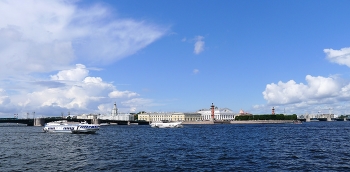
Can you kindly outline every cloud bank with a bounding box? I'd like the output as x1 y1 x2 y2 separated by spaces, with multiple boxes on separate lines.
261 47 350 115
0 0 167 117
263 75 344 105
0 64 154 117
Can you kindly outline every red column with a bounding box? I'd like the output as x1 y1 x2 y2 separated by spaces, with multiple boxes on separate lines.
211 103 215 120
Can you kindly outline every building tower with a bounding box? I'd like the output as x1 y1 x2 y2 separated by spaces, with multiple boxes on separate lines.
112 102 118 116
272 107 275 115
211 103 215 121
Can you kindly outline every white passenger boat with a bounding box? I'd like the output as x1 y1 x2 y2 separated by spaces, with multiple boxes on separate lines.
150 121 183 128
293 120 302 124
100 123 111 126
43 120 100 134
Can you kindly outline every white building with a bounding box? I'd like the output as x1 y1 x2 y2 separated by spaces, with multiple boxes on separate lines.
99 103 134 121
197 106 236 121
76 103 134 121
99 113 134 121
76 114 98 119
140 112 173 122
138 112 201 122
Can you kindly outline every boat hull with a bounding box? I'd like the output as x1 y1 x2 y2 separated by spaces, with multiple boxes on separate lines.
43 121 100 134
71 125 99 134
150 122 183 128
71 130 98 134
43 129 73 133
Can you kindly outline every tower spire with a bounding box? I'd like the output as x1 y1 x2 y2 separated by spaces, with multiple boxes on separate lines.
211 103 215 121
112 102 118 116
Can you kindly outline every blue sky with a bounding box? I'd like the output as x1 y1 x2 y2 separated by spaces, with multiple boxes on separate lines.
1 0 350 117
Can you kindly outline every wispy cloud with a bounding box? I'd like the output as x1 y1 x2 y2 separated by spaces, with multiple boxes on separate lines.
0 0 168 78
121 98 157 112
193 69 200 74
193 36 205 54
324 47 350 67
109 90 139 98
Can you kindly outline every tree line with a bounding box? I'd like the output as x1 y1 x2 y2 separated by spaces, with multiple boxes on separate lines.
235 114 297 120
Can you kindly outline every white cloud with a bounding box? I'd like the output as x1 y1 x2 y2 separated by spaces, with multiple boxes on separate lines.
0 0 167 78
122 98 153 106
121 98 155 112
261 74 350 116
23 65 113 110
51 64 88 81
324 47 350 67
263 75 345 105
193 69 200 74
194 36 205 54
0 1 168 117
263 80 307 105
0 89 10 105
84 77 103 84
109 90 139 98
0 64 152 117
258 47 350 115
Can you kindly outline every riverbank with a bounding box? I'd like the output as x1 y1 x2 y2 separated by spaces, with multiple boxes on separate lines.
182 120 295 124
230 120 294 124
182 121 214 124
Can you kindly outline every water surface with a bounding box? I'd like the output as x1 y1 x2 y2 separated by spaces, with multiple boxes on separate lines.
1 122 350 171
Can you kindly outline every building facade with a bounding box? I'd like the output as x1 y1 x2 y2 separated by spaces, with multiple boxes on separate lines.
183 113 201 121
99 113 134 121
76 114 98 119
99 102 134 121
197 106 236 121
75 103 134 121
138 113 150 121
138 112 201 122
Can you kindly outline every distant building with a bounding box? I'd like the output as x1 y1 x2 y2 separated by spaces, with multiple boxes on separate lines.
197 106 236 120
76 103 134 121
183 112 202 121
99 113 134 121
138 113 151 121
139 112 172 122
138 112 201 122
76 114 98 119
238 109 252 116
99 103 134 121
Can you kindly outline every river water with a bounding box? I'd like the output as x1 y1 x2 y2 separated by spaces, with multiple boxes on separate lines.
1 122 350 171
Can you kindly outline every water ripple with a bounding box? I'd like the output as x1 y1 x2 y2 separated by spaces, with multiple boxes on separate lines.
1 122 350 171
